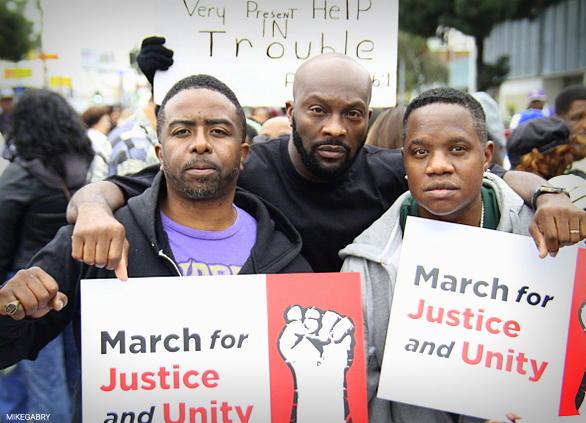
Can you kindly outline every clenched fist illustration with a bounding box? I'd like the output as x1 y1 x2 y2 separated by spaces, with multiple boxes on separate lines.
278 305 355 423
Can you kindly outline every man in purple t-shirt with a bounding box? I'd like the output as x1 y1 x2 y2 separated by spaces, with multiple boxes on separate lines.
0 74 311 422
0 73 311 313
162 204 257 276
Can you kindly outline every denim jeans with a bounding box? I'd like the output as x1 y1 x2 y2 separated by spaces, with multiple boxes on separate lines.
0 324 80 422
0 270 79 423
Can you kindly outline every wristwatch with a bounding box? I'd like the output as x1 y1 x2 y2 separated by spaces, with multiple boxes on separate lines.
531 185 570 209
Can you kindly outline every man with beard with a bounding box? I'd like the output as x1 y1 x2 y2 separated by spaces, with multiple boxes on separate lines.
67 52 586 276
234 53 408 271
0 74 311 421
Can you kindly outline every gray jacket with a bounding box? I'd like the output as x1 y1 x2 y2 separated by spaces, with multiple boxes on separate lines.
340 173 534 423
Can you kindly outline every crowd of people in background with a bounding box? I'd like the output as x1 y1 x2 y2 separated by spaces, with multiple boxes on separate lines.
0 37 585 423
2 83 582 182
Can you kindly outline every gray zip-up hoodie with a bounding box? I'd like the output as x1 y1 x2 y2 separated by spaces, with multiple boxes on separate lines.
340 173 534 423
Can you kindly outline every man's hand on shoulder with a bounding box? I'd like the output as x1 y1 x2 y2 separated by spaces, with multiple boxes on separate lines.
71 202 129 280
67 180 130 280
530 192 586 258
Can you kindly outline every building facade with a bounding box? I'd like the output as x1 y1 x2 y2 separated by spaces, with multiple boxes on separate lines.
484 0 586 122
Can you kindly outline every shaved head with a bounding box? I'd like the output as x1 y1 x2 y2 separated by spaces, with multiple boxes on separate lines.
286 53 373 181
293 53 372 104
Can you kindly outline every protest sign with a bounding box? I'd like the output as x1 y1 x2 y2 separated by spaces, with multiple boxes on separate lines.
153 0 398 107
81 272 367 422
378 217 585 422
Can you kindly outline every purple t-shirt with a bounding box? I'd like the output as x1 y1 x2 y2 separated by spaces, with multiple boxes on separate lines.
161 205 257 276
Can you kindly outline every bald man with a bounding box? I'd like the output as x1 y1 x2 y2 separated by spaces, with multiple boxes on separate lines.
257 116 291 139
235 53 410 271
68 52 586 276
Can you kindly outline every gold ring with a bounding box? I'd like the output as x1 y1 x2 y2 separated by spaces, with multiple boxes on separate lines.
570 229 580 234
4 300 20 316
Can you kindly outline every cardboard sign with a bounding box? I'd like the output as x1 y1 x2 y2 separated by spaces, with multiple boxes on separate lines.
378 217 585 422
153 0 398 107
81 272 368 422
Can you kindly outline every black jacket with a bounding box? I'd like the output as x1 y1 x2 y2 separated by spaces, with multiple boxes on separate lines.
0 156 89 281
0 171 311 368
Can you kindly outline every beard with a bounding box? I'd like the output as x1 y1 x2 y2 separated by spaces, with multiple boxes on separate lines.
165 157 240 200
291 119 362 181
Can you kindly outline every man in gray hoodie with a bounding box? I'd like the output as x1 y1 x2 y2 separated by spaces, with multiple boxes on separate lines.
340 87 531 423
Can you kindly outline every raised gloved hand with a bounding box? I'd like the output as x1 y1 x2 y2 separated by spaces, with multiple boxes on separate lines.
136 36 174 86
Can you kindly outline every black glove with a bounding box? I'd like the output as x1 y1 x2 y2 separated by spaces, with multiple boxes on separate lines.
136 36 174 86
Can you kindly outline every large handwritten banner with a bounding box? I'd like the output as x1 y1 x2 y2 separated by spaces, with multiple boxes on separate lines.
378 217 585 422
153 0 398 107
81 273 368 422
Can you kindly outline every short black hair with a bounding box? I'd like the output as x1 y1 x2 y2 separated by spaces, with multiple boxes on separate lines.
157 74 247 142
555 85 586 116
403 87 487 144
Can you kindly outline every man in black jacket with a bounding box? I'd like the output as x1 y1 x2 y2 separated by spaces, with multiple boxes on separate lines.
0 74 311 421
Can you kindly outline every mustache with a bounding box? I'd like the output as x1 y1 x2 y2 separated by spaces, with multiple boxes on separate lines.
310 138 351 153
424 181 460 191
182 158 220 171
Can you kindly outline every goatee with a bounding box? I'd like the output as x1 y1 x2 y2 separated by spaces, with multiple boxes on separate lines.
291 119 361 181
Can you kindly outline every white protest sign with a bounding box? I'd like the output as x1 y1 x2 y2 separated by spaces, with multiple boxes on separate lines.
81 273 368 422
153 0 398 107
378 217 584 422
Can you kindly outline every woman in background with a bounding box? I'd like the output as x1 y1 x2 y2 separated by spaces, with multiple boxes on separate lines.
365 106 406 150
0 89 94 421
507 116 586 212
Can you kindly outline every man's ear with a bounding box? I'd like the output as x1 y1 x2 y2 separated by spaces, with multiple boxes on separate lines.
155 142 164 171
285 100 294 121
239 142 250 171
483 141 495 171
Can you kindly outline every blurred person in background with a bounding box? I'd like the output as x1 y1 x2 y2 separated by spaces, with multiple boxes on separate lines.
507 116 585 179
472 92 508 167
0 88 15 138
252 115 292 143
509 88 548 130
106 104 122 132
81 105 112 149
106 98 159 177
365 106 405 150
260 115 291 138
81 105 112 182
555 85 586 139
0 88 94 421
0 132 9 175
509 114 586 213
245 120 259 144
249 106 272 125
